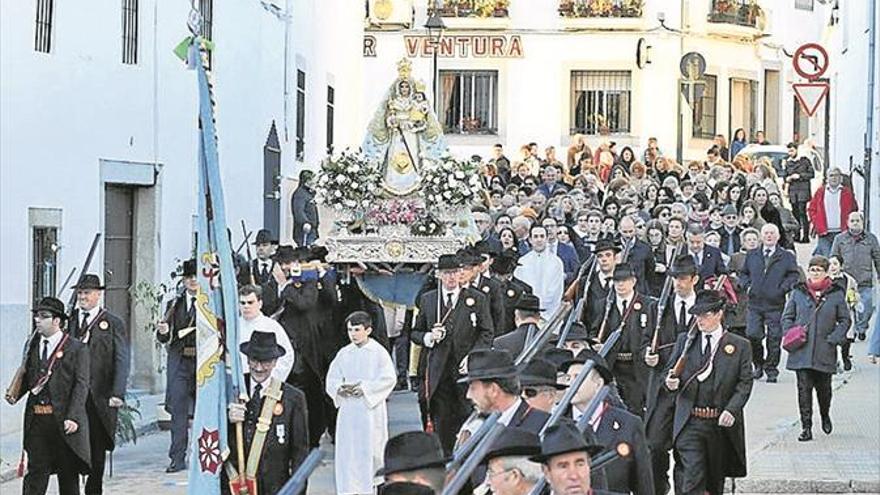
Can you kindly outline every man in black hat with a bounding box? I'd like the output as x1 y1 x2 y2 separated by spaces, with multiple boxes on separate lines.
467 244 506 337
379 431 449 494
493 294 544 359
581 239 620 338
530 421 609 495
410 253 493 454
223 331 309 495
664 291 753 495
519 358 567 413
490 250 533 336
482 428 543 495
10 297 91 495
550 322 590 357
598 264 655 417
68 273 131 495
562 350 654 495
251 229 279 286
643 254 699 495
291 169 319 247
155 259 199 472
461 349 550 436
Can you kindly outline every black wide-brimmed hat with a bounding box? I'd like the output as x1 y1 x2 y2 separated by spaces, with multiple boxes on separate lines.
182 258 197 277
484 427 541 462
309 245 329 262
240 331 286 361
519 358 568 389
592 238 622 255
550 323 590 344
458 348 518 383
253 229 279 245
513 294 544 313
561 349 614 384
437 254 461 271
381 482 435 495
540 348 574 371
689 290 726 315
611 264 637 281
72 274 105 290
669 254 698 277
473 240 501 259
529 421 604 463
377 431 450 476
273 245 297 263
456 248 483 267
32 297 67 321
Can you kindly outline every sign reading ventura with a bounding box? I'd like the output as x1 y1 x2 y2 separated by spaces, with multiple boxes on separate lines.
404 34 524 58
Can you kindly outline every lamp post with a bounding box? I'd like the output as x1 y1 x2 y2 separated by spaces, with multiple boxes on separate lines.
424 6 446 116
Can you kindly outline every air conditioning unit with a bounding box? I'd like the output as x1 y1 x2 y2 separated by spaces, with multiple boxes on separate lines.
368 0 414 28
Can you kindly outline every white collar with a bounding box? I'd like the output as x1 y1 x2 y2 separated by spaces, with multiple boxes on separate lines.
41 331 64 355
498 398 523 426
701 327 724 350
442 287 460 301
676 292 696 307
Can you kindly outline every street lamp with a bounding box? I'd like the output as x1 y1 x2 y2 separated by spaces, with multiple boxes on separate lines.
424 6 446 115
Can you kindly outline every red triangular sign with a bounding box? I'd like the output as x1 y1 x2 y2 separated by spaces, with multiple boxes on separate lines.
793 82 829 117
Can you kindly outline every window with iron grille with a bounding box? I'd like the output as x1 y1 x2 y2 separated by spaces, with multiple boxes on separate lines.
122 0 138 64
326 86 335 155
795 0 813 11
34 0 54 53
570 71 632 135
691 75 717 139
439 70 498 135
32 227 58 306
296 70 306 160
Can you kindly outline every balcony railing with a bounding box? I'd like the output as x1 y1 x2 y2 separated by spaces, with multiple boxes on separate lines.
558 0 644 18
707 0 760 27
428 0 509 18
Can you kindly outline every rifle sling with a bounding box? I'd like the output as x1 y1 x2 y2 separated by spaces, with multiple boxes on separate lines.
245 377 284 480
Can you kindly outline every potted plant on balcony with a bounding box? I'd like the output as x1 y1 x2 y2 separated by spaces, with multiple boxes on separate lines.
493 0 510 17
745 0 763 26
438 1 457 16
623 0 643 17
588 0 614 18
456 0 473 17
558 0 575 16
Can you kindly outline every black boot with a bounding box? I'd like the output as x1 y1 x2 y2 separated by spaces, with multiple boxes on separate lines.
821 414 833 434
798 428 812 442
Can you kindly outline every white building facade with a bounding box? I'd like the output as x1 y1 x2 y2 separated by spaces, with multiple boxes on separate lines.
363 0 826 165
0 0 364 439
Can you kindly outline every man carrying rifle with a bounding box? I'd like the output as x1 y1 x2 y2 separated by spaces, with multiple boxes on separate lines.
490 249 533 337
411 254 493 454
581 239 619 339
470 242 506 336
13 297 91 495
597 264 655 417
250 229 279 286
664 291 753 495
529 421 618 495
643 254 698 495
493 294 544 358
562 350 654 495
68 274 131 495
155 259 198 473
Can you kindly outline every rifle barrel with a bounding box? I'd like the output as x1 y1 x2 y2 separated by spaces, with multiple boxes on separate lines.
276 449 324 495
441 422 506 495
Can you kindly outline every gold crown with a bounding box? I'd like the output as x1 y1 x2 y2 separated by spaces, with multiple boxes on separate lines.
414 81 426 92
397 58 413 79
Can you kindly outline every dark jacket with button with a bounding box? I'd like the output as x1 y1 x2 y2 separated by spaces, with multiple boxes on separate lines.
738 247 800 310
291 185 318 246
594 405 655 495
69 308 131 448
497 276 532 336
474 273 504 337
782 281 850 375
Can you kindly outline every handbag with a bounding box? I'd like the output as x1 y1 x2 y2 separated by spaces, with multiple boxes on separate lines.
782 324 808 352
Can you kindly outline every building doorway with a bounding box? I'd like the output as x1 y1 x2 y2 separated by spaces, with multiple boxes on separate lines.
104 184 135 342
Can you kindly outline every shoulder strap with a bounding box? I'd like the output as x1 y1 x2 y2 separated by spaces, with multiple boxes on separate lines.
30 333 71 395
245 377 285 479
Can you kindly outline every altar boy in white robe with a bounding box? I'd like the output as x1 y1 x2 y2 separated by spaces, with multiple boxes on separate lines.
514 224 565 320
326 311 397 494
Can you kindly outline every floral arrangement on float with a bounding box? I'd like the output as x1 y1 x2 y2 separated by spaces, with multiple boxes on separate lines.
417 153 485 210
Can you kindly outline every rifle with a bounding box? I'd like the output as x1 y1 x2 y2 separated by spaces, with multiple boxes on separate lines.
441 421 507 495
650 243 686 354
241 220 256 285
5 233 102 405
57 267 78 298
557 255 597 348
668 274 728 379
275 449 325 495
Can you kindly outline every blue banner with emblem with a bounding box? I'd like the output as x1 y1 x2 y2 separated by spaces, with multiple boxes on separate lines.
187 36 247 495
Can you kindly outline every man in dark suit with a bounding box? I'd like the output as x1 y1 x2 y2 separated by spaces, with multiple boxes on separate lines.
379 431 449 494
738 224 800 382
597 264 655 417
156 259 198 473
410 254 494 454
223 331 309 495
581 239 619 339
715 205 742 257
291 169 319 247
10 297 91 495
250 229 279 286
619 216 655 295
664 291 753 495
685 225 726 282
490 250 533 337
68 274 131 495
464 245 504 337
643 255 699 495
563 350 654 495
493 294 544 359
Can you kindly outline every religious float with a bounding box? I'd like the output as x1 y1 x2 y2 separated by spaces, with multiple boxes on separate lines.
316 58 483 265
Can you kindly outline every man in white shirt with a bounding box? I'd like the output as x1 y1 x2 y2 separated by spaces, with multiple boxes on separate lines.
515 225 565 320
238 284 294 384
